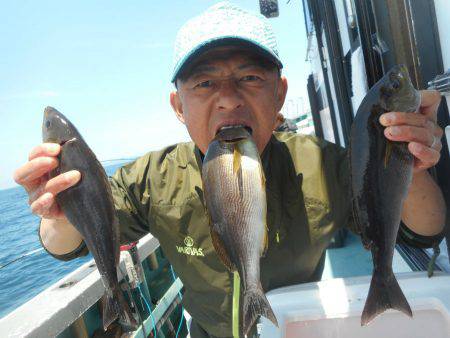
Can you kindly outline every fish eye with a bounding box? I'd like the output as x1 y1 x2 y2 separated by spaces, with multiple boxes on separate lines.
45 120 51 128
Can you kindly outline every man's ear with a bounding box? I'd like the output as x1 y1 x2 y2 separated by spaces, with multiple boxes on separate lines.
275 76 288 112
170 91 185 124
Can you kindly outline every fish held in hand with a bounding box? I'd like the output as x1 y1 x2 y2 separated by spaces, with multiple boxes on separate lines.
42 106 137 330
350 65 421 326
202 126 278 336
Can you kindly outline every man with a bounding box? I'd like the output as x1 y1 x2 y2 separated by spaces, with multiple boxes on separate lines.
13 3 446 337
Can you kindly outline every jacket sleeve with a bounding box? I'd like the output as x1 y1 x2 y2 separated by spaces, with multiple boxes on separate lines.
321 140 361 236
397 222 444 249
109 156 153 245
38 219 89 261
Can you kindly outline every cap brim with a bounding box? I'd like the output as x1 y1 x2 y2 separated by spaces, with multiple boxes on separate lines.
171 37 283 83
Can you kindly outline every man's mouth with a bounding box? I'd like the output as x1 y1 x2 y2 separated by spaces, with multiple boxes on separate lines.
215 124 253 143
217 124 253 135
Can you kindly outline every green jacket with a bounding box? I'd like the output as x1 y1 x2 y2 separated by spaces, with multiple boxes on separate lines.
109 132 355 336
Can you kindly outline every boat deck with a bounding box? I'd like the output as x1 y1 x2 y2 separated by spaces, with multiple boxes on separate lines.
322 232 412 280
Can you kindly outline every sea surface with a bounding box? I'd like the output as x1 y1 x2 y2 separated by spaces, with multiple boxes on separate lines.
0 161 132 319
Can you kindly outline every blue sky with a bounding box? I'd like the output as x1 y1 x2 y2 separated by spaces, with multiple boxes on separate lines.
0 0 308 190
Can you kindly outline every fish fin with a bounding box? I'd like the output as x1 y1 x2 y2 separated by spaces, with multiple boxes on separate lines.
261 225 269 257
113 218 121 267
115 287 138 329
242 285 278 336
260 164 266 187
427 243 440 278
103 287 138 331
233 147 241 174
210 227 236 271
102 290 119 330
351 198 371 249
261 169 268 255
384 141 393 168
361 271 412 326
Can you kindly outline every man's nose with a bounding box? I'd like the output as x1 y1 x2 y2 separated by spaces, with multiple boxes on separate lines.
216 79 244 110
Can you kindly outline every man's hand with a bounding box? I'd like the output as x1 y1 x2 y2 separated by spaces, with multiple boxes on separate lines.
13 143 81 219
379 90 443 172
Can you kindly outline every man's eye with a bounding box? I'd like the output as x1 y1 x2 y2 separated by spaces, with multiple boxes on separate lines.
240 75 261 82
195 80 213 88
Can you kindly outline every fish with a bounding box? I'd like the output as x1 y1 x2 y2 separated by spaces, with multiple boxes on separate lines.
201 126 278 336
350 65 421 325
42 106 137 331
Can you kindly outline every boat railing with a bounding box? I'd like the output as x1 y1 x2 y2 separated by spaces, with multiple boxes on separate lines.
0 234 184 338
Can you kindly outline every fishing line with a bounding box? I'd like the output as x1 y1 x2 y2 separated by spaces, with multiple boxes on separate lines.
118 246 159 337
137 283 158 338
170 265 185 338
117 265 150 338
0 248 44 270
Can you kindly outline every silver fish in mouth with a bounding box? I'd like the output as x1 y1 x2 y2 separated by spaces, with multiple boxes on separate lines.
202 126 278 336
42 106 137 330
350 65 421 325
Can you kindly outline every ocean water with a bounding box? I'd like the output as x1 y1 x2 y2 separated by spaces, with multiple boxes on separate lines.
0 161 132 319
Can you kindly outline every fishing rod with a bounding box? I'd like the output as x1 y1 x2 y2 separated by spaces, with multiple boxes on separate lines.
100 158 137 164
0 248 45 270
428 69 450 95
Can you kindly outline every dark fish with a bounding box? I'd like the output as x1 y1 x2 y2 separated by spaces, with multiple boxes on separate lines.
202 126 278 336
42 107 137 330
350 65 421 325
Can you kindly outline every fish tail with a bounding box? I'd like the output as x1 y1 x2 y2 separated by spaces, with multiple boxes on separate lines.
103 287 138 331
361 271 412 326
114 287 138 329
102 289 119 331
242 285 278 336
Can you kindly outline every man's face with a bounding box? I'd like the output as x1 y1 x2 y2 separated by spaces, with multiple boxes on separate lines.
170 46 288 154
